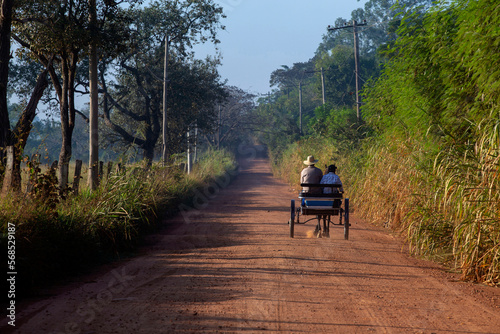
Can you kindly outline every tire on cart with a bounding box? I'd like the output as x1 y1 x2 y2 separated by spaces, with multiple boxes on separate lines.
289 199 295 238
344 198 349 240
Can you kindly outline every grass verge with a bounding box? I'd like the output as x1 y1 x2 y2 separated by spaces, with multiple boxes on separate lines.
0 149 237 298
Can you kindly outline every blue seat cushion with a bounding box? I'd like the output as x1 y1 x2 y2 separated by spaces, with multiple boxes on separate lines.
304 200 341 208
305 200 334 207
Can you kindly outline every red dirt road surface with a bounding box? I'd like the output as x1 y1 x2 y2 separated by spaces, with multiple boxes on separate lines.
3 156 500 333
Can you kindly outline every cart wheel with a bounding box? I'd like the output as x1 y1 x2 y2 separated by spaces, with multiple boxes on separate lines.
290 199 295 238
344 198 349 240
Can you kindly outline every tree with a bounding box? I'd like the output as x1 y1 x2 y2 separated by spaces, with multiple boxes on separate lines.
317 0 434 57
101 55 225 162
0 0 51 191
0 0 14 177
359 0 500 283
88 0 99 190
314 44 379 109
100 0 226 163
203 86 256 149
267 61 325 137
12 0 137 190
270 62 315 91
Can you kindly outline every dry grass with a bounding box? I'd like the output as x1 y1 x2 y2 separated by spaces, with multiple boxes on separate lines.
0 149 238 294
271 127 500 286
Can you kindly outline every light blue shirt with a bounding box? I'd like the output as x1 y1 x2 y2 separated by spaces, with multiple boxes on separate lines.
320 172 343 194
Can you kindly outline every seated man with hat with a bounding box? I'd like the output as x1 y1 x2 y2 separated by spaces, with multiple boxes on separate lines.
300 155 323 194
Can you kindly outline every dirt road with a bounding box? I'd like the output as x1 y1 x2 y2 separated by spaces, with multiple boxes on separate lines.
3 157 500 333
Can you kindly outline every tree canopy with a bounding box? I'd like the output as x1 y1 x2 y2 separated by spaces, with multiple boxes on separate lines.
100 0 226 162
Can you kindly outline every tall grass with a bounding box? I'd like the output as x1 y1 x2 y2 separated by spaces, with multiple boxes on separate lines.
424 118 500 284
267 0 500 286
0 149 237 295
271 123 499 285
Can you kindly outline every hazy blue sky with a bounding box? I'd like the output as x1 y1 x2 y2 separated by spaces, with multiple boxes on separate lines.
194 0 369 95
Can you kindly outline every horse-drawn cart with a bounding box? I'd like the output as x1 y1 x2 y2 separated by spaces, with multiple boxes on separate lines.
289 183 349 239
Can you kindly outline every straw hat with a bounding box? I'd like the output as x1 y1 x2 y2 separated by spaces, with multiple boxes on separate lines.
303 155 319 165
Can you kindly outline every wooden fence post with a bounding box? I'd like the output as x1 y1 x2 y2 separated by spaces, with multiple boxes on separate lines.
1 146 20 195
73 160 83 195
50 160 58 177
26 153 40 194
106 161 113 179
98 161 103 181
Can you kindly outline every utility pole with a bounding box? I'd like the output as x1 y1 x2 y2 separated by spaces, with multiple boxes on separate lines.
162 35 169 166
305 68 327 105
217 105 221 150
328 20 366 122
353 21 362 122
187 126 192 174
193 121 198 163
88 0 99 190
299 81 302 135
321 67 326 105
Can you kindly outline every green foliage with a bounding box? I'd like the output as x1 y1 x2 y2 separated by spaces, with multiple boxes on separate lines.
253 97 300 152
100 0 226 160
317 0 433 57
267 0 500 285
358 0 500 284
310 105 365 147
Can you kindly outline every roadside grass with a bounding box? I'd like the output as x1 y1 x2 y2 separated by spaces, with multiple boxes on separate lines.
0 149 237 297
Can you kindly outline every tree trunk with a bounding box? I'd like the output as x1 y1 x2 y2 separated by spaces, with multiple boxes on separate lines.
88 0 99 190
1 146 19 195
8 70 49 190
13 70 49 147
0 0 14 172
57 58 73 191
58 128 72 191
143 144 154 167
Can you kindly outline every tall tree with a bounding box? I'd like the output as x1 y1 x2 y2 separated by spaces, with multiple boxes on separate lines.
1 0 50 192
100 0 226 163
203 86 256 149
12 0 136 190
88 0 99 190
268 62 323 137
317 0 434 57
101 55 225 162
0 0 14 175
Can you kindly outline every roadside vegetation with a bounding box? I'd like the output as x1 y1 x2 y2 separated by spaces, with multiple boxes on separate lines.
257 0 499 285
0 0 258 297
0 149 236 295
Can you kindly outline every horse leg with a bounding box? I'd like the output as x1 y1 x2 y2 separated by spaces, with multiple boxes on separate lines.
323 215 329 238
315 215 322 238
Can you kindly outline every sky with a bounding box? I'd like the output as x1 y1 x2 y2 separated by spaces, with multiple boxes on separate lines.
193 0 369 96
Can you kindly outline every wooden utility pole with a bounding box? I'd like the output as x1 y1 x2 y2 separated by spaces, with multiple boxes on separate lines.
299 81 302 135
193 121 198 163
321 67 326 105
328 19 366 122
353 21 361 121
217 105 221 150
162 35 169 166
305 68 326 105
88 0 99 190
186 126 192 174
